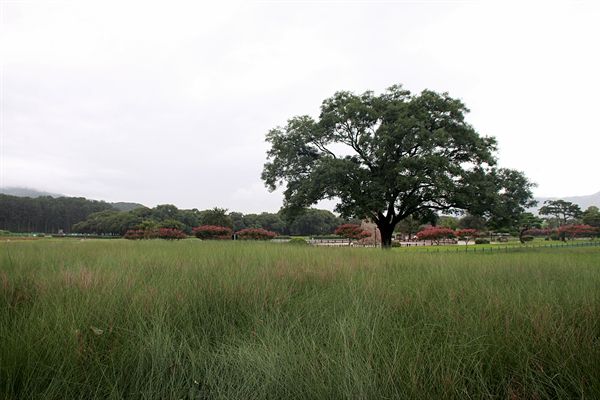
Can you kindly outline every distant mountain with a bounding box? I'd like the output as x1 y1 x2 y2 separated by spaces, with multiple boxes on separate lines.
0 187 61 198
532 191 600 212
0 187 144 211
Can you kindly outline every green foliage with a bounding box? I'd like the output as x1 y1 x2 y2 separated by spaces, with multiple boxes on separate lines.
582 206 600 228
458 214 487 230
73 205 202 235
288 209 341 236
229 211 246 232
465 169 537 231
474 238 490 244
261 84 534 247
245 212 287 234
521 235 534 242
198 208 233 228
158 219 186 230
437 216 459 230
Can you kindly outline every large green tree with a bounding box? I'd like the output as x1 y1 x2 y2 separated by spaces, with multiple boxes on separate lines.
262 85 535 248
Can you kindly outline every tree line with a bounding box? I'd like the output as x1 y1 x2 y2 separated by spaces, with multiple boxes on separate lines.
0 193 356 237
71 205 353 237
0 194 114 233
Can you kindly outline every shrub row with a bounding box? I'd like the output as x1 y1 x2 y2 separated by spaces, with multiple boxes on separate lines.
124 228 187 240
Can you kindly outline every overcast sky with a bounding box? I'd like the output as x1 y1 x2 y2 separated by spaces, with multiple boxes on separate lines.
1 0 598 213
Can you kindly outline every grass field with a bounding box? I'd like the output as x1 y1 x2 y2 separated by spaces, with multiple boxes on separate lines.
1 240 599 399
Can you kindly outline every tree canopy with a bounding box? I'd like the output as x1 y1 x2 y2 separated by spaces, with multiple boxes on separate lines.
262 85 535 247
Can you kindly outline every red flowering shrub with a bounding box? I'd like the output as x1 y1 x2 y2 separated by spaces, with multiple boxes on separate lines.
157 228 186 240
124 228 185 240
557 224 598 239
334 224 371 240
193 225 233 240
416 226 456 245
236 228 277 240
455 228 480 245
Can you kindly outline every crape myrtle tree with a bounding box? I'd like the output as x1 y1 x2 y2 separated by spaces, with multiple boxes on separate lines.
261 85 535 248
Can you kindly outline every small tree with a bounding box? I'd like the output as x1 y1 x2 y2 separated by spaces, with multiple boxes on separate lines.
416 226 456 245
455 228 479 245
334 224 371 243
193 225 233 240
539 200 582 226
236 228 277 240
516 212 544 244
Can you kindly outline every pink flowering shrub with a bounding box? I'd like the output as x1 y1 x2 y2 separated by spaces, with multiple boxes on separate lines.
523 228 552 237
193 225 233 240
416 226 456 245
236 228 277 240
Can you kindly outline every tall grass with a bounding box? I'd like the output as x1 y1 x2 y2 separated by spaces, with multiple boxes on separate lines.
1 240 599 399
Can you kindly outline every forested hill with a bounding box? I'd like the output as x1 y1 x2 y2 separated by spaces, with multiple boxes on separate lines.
111 202 145 212
0 194 117 233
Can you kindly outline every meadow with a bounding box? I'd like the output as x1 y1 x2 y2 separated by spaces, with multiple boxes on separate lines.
1 239 599 399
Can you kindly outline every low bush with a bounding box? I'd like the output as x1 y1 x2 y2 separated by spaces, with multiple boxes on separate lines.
474 238 490 245
521 235 534 242
288 237 308 245
311 235 343 240
193 225 232 240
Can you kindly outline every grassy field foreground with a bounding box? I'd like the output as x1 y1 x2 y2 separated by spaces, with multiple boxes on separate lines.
1 240 599 399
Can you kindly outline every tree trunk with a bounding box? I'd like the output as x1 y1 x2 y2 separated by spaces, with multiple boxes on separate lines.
378 224 394 249
519 228 526 244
